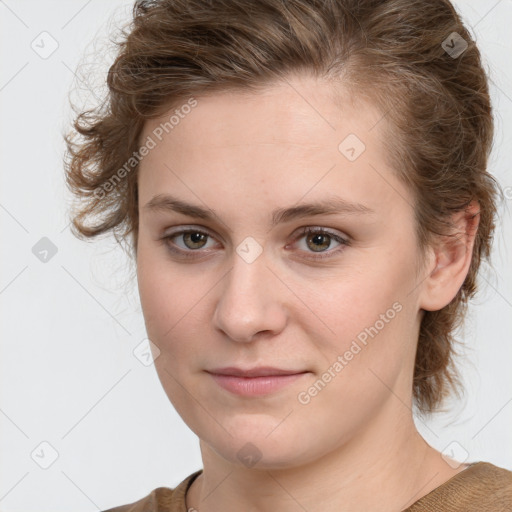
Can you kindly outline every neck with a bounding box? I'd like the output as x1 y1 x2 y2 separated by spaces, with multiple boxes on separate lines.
187 400 461 512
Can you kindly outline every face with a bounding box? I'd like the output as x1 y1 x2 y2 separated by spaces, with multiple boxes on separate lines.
136 74 427 469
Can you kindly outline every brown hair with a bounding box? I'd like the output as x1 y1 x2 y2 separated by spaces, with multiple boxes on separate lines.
63 0 500 413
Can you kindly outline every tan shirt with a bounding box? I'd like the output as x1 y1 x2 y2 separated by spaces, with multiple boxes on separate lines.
102 462 512 511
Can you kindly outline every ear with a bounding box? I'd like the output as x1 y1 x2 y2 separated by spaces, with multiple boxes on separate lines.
419 200 480 312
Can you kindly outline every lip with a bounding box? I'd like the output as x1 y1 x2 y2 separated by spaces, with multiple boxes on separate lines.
206 367 309 396
207 366 306 377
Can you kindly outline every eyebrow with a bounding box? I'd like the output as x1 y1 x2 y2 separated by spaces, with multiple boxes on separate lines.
143 193 375 228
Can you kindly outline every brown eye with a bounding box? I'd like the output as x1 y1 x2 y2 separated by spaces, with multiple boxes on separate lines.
162 228 218 257
305 232 332 252
181 231 209 250
292 227 350 260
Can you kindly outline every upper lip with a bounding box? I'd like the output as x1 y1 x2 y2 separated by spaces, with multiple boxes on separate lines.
207 367 307 378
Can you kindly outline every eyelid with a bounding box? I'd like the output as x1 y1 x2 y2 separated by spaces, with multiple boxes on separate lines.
162 224 349 242
292 225 349 242
162 224 214 237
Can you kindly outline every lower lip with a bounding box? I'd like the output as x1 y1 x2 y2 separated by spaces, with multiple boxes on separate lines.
208 372 308 396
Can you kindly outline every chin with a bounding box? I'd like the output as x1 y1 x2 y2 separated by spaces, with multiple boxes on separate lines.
199 416 326 470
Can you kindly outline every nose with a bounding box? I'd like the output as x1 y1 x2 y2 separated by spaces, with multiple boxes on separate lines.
212 247 288 343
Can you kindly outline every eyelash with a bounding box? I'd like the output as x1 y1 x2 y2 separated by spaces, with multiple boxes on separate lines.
160 226 350 261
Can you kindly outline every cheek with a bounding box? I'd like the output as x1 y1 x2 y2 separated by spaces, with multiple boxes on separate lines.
137 240 187 339
309 291 409 389
299 248 419 381
136 244 209 424
294 284 414 436
136 240 215 364
305 262 411 341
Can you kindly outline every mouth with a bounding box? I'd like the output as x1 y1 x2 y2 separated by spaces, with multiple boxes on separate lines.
207 366 308 377
206 367 310 396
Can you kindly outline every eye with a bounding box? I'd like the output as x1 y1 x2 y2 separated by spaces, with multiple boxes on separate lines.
290 227 349 259
160 225 350 261
161 227 219 258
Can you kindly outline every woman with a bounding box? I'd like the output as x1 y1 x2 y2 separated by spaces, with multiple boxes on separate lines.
64 0 512 510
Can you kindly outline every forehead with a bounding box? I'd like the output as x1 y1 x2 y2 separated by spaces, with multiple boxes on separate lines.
141 76 386 151
137 76 411 222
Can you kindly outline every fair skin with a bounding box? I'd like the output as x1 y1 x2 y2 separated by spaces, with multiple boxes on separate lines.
136 74 477 512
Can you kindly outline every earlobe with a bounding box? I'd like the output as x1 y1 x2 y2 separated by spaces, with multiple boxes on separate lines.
419 201 480 312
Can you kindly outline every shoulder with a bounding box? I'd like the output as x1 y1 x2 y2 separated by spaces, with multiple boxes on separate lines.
471 462 512 506
100 470 202 512
407 461 512 511
101 487 174 512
